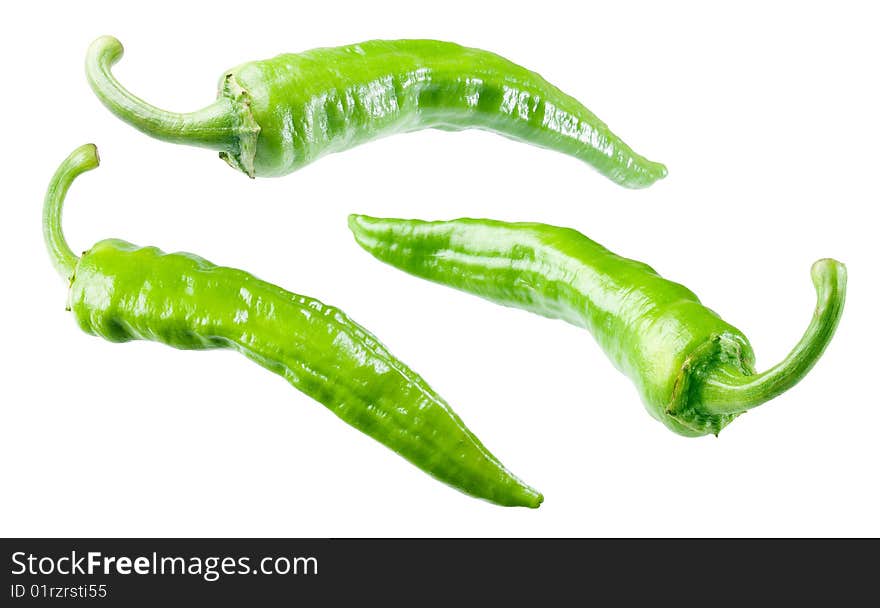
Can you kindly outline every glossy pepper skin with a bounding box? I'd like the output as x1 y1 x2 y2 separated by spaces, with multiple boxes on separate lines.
86 36 667 188
43 146 542 508
349 215 846 437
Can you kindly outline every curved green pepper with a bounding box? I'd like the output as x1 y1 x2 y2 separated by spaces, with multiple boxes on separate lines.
43 145 542 508
86 36 667 188
349 215 846 437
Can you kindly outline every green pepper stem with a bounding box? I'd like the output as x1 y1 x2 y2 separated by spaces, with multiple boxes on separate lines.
697 259 846 415
85 36 236 151
43 144 100 280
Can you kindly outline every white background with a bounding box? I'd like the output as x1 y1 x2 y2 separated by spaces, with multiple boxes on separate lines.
1 1 877 537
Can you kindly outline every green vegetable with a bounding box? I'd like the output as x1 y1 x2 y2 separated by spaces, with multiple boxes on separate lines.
44 145 542 508
349 215 846 437
86 36 667 188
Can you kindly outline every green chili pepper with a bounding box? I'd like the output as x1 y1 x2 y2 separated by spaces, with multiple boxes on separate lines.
349 215 846 437
43 145 542 508
85 36 667 188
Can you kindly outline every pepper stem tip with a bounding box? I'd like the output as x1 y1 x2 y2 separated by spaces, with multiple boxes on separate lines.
697 259 846 416
43 144 101 281
85 35 238 152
